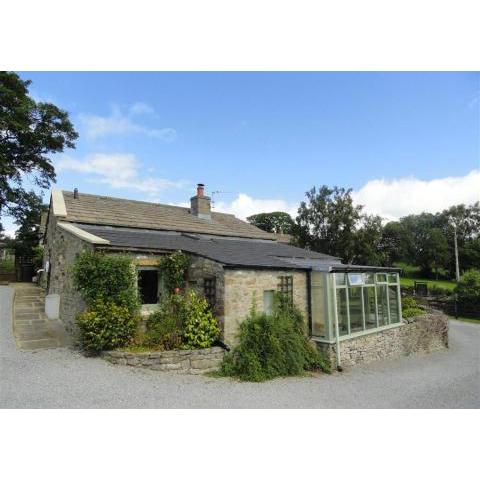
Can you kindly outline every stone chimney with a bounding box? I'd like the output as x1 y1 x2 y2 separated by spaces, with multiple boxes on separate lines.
190 183 211 220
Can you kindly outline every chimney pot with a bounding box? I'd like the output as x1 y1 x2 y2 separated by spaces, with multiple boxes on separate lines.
73 188 79 199
197 183 205 197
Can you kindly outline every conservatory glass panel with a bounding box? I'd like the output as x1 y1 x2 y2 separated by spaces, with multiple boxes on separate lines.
348 286 363 332
363 273 375 285
388 285 400 323
336 288 349 335
376 273 387 283
335 272 346 286
376 284 389 326
388 273 398 284
348 273 363 286
311 272 326 337
363 286 377 329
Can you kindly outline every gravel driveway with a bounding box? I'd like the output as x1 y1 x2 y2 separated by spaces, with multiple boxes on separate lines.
1 286 479 408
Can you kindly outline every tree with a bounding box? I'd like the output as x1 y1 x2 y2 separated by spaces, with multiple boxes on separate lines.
247 211 295 234
422 228 450 279
10 192 46 258
293 186 363 263
380 221 412 266
0 71 78 221
353 214 385 266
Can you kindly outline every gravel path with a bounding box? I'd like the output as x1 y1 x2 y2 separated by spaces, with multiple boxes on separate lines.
1 286 479 408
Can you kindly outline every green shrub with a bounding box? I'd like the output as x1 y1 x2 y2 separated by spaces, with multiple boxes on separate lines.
0 258 15 273
455 269 480 313
183 290 220 349
401 296 425 310
76 300 138 352
73 251 139 313
219 297 330 382
143 295 185 350
402 307 426 318
159 251 190 293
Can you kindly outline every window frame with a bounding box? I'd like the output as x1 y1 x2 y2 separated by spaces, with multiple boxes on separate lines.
327 270 401 342
203 276 217 310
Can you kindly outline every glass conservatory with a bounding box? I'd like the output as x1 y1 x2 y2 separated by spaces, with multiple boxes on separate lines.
310 268 402 342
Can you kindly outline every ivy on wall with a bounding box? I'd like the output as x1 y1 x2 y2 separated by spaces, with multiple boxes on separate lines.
159 250 190 293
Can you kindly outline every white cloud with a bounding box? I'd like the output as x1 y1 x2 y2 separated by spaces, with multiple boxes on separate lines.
129 102 155 116
56 153 184 196
352 169 480 221
213 193 298 220
79 104 176 141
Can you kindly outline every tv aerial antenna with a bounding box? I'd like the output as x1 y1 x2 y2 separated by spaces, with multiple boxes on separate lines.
210 190 235 209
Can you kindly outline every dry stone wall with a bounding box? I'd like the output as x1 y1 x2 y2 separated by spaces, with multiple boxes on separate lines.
102 346 225 374
317 310 449 368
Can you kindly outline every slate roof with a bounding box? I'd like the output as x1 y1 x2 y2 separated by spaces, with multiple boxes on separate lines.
61 191 275 240
77 223 341 269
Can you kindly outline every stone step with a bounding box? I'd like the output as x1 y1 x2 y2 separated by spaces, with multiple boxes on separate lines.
16 338 60 350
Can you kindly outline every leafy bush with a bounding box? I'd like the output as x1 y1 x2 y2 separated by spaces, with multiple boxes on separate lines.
159 251 190 293
401 296 425 310
429 285 452 297
401 296 426 318
73 251 139 313
76 300 138 352
183 290 220 349
0 258 15 273
143 295 185 350
219 297 330 382
455 269 480 313
142 291 219 350
402 307 427 318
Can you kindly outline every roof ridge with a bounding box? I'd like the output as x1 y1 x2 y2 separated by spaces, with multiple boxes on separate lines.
61 190 235 217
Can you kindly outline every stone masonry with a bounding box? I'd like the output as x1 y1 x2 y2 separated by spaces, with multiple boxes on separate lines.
316 310 449 368
43 205 92 335
223 269 308 344
102 346 225 374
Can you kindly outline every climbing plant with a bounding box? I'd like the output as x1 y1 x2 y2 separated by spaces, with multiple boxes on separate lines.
159 250 190 293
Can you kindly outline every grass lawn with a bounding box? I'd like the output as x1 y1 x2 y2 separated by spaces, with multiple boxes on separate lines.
450 316 480 325
399 276 456 291
395 262 457 291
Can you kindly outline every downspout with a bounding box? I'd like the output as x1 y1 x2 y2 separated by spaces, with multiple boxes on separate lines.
331 272 342 371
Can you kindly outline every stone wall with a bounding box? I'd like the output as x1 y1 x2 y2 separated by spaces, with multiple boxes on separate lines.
316 310 449 368
223 269 308 344
43 208 92 335
188 256 225 329
102 346 225 374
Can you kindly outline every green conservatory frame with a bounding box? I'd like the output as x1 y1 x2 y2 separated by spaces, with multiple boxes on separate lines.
310 268 402 343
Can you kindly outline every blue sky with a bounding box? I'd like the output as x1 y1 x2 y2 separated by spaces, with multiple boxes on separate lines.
5 72 480 235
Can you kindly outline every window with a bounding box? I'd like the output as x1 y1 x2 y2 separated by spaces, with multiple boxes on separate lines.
278 275 293 302
388 284 400 323
336 288 349 335
328 270 401 340
348 273 363 286
263 290 275 315
138 268 159 305
204 277 216 309
348 286 363 332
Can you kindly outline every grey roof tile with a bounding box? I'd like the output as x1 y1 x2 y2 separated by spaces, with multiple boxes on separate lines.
62 191 275 240
77 223 341 270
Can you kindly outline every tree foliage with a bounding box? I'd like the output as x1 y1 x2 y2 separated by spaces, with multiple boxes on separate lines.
0 71 78 220
294 186 363 263
247 211 295 234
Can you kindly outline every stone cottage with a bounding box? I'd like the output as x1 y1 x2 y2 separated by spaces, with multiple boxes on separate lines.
42 184 447 366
